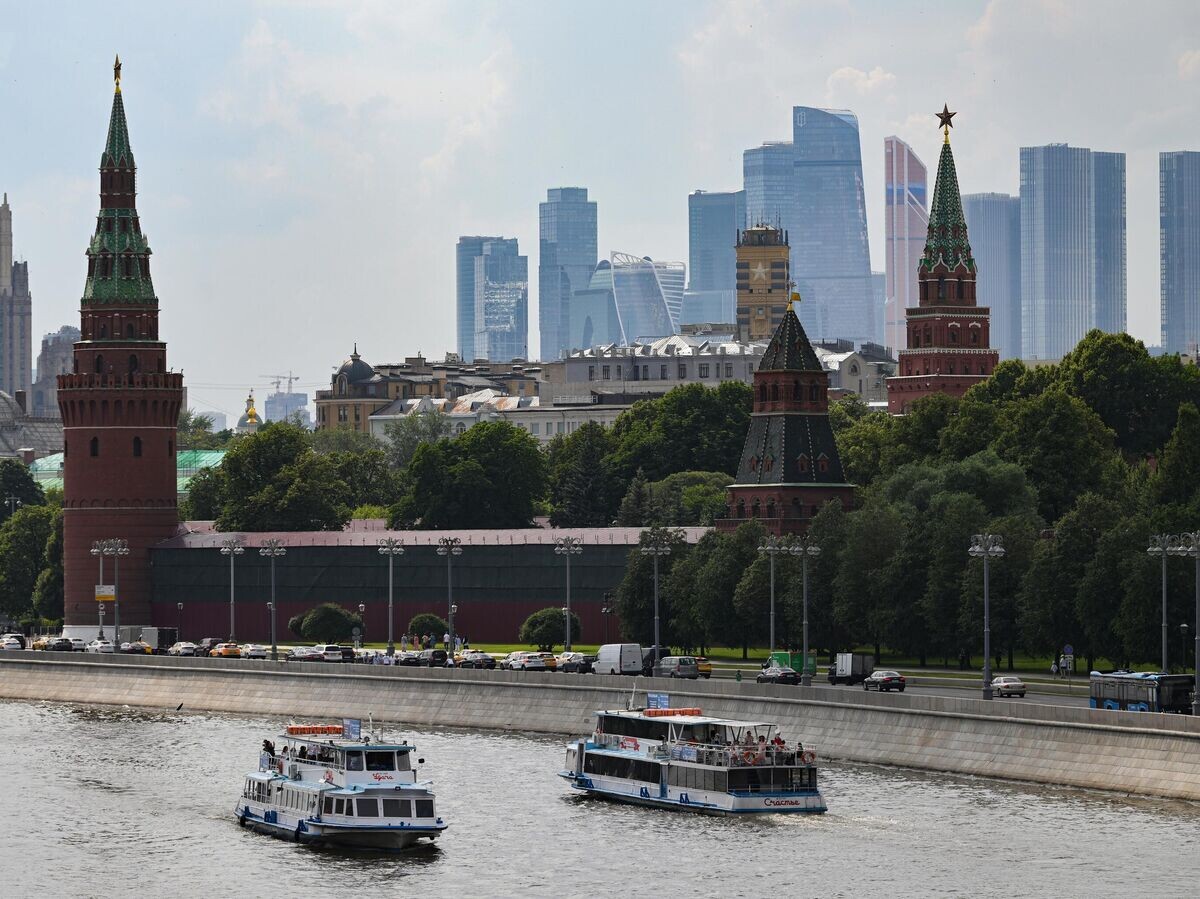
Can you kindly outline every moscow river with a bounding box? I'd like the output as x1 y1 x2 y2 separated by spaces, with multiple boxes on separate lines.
1 700 1197 898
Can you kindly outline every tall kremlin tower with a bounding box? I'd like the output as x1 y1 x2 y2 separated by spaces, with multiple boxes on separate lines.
886 106 998 413
58 58 184 633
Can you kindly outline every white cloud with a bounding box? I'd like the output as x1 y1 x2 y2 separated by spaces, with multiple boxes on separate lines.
825 65 896 103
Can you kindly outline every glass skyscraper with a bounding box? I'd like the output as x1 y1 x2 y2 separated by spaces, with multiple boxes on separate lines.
456 236 491 361
473 238 528 362
609 252 683 343
743 108 874 344
684 189 744 326
1161 151 1200 354
1020 144 1126 360
963 192 1021 360
884 136 928 353
538 187 597 360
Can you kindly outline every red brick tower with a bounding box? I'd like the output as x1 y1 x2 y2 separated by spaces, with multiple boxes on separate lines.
58 58 183 630
886 106 998 413
718 304 855 536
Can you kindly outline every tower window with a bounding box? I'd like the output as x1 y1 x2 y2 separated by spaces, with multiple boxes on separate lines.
127 323 136 338
128 354 139 374
90 437 99 457
809 384 818 402
133 436 142 457
123 257 133 277
94 355 104 374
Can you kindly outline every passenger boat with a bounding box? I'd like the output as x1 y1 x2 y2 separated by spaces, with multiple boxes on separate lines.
560 706 826 815
234 722 447 850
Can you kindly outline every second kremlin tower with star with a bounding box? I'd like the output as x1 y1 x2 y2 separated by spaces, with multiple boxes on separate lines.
885 106 999 413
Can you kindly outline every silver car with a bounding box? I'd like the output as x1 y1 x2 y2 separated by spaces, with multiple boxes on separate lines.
992 676 1026 698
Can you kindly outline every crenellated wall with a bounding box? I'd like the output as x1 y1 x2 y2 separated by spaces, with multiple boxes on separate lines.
2 655 1198 801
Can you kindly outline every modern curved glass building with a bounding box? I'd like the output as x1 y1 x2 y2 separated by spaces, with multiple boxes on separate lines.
609 252 683 343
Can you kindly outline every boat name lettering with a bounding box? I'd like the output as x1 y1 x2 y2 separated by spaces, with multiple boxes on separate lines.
764 798 806 807
371 773 395 781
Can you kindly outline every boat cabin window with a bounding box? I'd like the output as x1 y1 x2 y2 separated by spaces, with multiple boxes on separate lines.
366 751 395 771
383 798 412 818
345 751 364 771
598 715 669 741
584 754 661 784
334 798 346 815
668 766 729 793
323 797 333 814
415 799 435 818
356 798 379 817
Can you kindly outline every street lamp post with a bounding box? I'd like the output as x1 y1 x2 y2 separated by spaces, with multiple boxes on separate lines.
640 532 672 673
793 533 821 687
358 603 366 649
1182 623 1190 674
259 538 287 661
1148 534 1176 673
90 541 106 639
98 602 105 640
757 536 786 657
968 534 1006 701
219 538 245 643
176 602 183 641
601 597 612 644
554 536 583 651
109 539 129 645
437 537 463 653
5 495 22 517
1169 531 1200 714
378 538 404 656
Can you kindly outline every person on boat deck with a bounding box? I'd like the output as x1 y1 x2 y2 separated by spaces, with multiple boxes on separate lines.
772 734 785 748
262 740 275 757
298 746 308 759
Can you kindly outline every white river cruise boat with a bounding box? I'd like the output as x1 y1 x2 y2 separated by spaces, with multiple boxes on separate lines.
561 706 826 815
234 723 447 850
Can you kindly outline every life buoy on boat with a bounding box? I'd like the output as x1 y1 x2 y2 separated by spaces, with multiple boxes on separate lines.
801 750 816 765
741 750 756 765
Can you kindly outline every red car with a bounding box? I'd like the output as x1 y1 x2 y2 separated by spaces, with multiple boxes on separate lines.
863 670 906 692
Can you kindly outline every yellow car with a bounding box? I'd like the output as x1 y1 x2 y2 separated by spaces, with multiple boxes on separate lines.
31 635 52 651
695 657 713 679
539 652 558 671
211 642 242 658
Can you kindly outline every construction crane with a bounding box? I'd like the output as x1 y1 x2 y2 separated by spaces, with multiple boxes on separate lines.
260 372 300 394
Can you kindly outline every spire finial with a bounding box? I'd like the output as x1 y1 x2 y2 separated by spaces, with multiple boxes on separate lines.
114 55 122 93
937 103 955 144
353 342 359 357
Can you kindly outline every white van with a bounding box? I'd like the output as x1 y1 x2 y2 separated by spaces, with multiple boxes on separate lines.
595 643 643 675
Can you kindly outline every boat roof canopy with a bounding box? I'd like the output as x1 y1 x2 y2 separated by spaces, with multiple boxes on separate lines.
278 736 415 751
597 709 774 729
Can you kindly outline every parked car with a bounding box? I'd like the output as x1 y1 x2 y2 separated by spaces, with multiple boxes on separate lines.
86 639 114 653
210 642 242 658
595 643 643 676
67 637 88 652
992 676 1027 698
417 648 448 667
538 652 558 672
339 646 357 663
506 651 546 671
641 646 674 675
0 636 23 650
658 656 700 679
195 638 223 657
311 644 345 663
31 635 52 651
458 650 496 670
863 670 906 692
394 650 422 666
1 633 26 649
757 664 801 685
120 641 153 654
695 657 713 679
167 641 196 656
241 644 268 659
555 652 593 673
47 638 75 652
287 645 323 662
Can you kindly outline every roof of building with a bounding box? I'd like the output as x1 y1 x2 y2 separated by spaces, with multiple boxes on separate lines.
159 525 712 550
370 390 540 420
920 137 975 275
0 393 63 458
336 346 375 383
568 334 762 359
757 307 822 372
103 73 132 167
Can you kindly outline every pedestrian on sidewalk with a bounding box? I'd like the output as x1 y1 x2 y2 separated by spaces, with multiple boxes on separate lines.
1051 660 1059 677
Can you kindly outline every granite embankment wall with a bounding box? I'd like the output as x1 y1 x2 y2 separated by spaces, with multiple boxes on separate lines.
3 654 1199 801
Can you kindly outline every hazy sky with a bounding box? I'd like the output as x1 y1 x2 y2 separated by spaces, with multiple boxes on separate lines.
3 0 1199 421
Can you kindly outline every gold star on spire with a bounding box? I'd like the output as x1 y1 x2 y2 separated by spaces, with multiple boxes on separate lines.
114 54 122 93
937 103 955 143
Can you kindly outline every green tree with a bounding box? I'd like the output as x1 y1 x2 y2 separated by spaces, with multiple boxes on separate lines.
0 505 56 619
1150 402 1200 507
615 469 650 526
326 449 402 509
407 612 448 638
518 607 580 650
643 471 732 526
382 409 453 470
614 527 689 646
833 410 898 487
176 409 233 450
31 509 64 621
181 465 226 521
310 426 383 455
672 520 764 658
919 491 989 666
298 603 363 643
548 422 622 527
0 458 45 526
390 421 547 529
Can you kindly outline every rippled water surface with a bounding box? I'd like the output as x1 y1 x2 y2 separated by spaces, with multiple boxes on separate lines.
1 699 1198 898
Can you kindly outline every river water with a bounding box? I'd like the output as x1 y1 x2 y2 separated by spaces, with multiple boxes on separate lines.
1 700 1197 898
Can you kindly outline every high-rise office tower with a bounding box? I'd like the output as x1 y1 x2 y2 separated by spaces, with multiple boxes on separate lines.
1020 144 1127 360
887 111 998 413
735 224 791 340
457 236 491 361
744 108 874 344
963 193 1021 359
0 194 32 397
539 187 597 360
474 238 528 361
685 189 745 325
1161 151 1200 354
605 252 683 343
884 137 928 353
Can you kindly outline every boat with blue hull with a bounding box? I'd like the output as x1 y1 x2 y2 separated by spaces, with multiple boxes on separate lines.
235 723 447 850
561 706 826 816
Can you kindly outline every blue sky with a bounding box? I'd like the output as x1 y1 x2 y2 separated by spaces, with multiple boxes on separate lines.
2 1 1199 420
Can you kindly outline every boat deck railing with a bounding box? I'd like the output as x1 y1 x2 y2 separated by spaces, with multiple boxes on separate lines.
590 733 814 768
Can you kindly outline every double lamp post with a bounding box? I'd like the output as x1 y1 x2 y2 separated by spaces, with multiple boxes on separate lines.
757 534 821 686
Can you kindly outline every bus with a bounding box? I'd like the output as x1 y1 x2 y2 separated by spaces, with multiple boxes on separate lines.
1089 671 1195 714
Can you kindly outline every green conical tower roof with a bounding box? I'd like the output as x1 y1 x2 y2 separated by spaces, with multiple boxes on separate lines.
758 305 822 372
83 57 157 308
919 137 975 274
